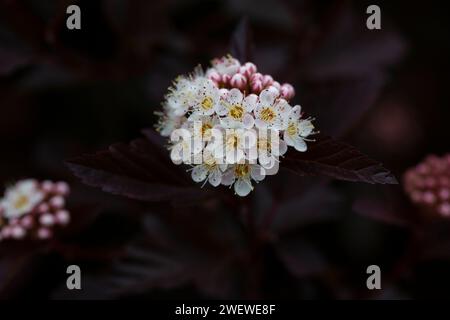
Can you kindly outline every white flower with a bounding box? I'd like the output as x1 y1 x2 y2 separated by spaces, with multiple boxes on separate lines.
155 107 186 137
185 77 222 119
222 129 252 164
256 130 287 170
221 163 266 197
165 76 200 116
254 89 291 130
0 180 44 219
283 105 315 152
211 56 241 75
169 127 202 165
216 89 256 129
191 151 228 187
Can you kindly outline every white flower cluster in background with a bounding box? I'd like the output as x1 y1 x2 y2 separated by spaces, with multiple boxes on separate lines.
156 55 316 196
0 179 70 241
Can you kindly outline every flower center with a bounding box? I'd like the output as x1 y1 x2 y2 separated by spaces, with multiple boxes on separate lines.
260 107 276 122
229 104 244 120
13 194 30 210
201 123 212 136
235 164 250 178
201 97 214 110
226 133 241 149
258 138 271 151
287 122 298 136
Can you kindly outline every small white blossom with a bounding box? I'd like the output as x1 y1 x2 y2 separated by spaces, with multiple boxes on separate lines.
188 78 221 119
191 151 228 187
216 89 256 129
283 105 315 152
221 163 266 197
0 180 44 219
254 89 291 130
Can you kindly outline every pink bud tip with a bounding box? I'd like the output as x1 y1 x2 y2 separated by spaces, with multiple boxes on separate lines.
41 180 54 193
38 203 50 213
251 80 263 94
40 213 55 226
55 182 70 195
244 62 257 75
2 226 11 238
439 203 450 216
230 73 247 90
250 73 263 83
207 69 221 83
221 74 231 85
262 75 274 87
439 189 450 200
280 83 295 100
49 196 65 209
21 215 34 228
423 191 436 204
37 228 52 239
11 226 26 239
56 210 70 225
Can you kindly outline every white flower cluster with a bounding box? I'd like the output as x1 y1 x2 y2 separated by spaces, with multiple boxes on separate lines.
0 179 70 241
156 55 315 196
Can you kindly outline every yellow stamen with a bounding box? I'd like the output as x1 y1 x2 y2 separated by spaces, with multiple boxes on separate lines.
260 107 276 122
201 97 214 110
229 104 244 120
235 164 250 178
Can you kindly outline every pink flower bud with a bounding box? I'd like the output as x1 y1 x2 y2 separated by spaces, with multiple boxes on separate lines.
221 74 231 85
42 180 54 193
206 69 221 83
250 72 263 83
49 196 65 209
262 75 274 87
56 210 70 225
38 203 50 213
37 227 52 239
2 226 11 238
21 215 34 229
40 213 55 226
230 73 247 90
55 182 70 195
439 203 450 216
251 80 263 93
280 83 295 100
244 62 257 75
11 226 25 239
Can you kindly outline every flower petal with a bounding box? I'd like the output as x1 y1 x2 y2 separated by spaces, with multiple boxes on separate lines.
208 169 222 187
234 178 253 196
243 94 258 112
191 165 209 182
228 88 243 105
250 165 266 181
259 89 276 105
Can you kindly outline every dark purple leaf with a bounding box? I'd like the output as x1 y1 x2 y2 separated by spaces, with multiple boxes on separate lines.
230 17 253 62
283 134 398 185
66 131 210 204
274 236 327 278
52 211 244 299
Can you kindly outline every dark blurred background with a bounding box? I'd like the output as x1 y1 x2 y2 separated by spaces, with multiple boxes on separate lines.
0 0 450 299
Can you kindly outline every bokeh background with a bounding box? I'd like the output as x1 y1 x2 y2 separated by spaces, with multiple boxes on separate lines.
0 0 449 299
